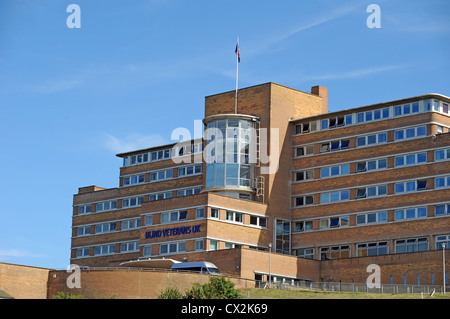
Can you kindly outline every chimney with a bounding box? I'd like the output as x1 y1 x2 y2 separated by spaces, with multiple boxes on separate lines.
311 85 328 114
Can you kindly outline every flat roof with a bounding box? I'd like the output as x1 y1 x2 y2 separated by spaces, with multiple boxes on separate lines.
290 93 450 123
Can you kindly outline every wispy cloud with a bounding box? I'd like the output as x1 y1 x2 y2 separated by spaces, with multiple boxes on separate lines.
306 64 410 81
0 248 45 260
102 133 169 154
245 2 362 58
31 78 83 94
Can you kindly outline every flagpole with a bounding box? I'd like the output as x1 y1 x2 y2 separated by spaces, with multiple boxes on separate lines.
235 37 239 114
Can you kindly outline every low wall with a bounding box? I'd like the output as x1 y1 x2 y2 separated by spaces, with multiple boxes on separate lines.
0 262 51 299
47 268 257 299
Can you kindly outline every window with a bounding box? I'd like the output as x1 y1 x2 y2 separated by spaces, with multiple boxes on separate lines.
96 201 118 212
94 244 115 256
144 215 153 226
320 190 350 203
295 170 314 181
122 196 144 208
143 246 152 257
296 248 314 259
435 149 450 161
123 174 145 186
178 164 202 177
296 121 317 134
436 235 450 250
394 126 427 141
295 195 314 207
95 222 117 234
209 240 218 251
435 176 450 189
356 158 387 172
356 185 387 198
120 241 139 253
357 133 387 147
210 208 219 219
357 242 388 257
394 207 427 220
356 212 387 225
77 226 91 236
78 205 92 215
196 208 205 218
320 216 349 229
320 164 350 178
435 204 450 216
250 216 268 227
161 210 188 224
160 242 186 255
121 218 141 230
150 191 173 201
320 245 350 260
76 248 90 258
195 239 204 251
394 153 427 167
296 145 314 157
294 220 313 232
320 139 349 153
150 169 173 182
396 238 428 253
226 211 243 223
394 180 428 194
177 187 201 197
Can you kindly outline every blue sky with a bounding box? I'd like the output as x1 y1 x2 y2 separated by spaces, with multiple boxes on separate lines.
0 0 449 269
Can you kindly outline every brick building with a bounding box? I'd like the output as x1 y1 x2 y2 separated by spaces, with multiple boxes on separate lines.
71 82 450 286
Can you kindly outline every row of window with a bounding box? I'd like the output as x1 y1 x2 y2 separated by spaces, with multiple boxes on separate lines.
144 208 268 228
295 125 429 159
294 99 448 135
122 164 202 187
296 234 450 260
76 240 140 257
294 203 450 233
76 186 202 215
294 148 450 182
76 218 141 237
294 176 449 207
122 142 203 167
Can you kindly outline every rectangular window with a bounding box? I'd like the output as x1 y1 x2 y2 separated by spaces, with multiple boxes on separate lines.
435 204 450 216
295 196 313 207
396 238 428 253
178 164 202 177
394 126 427 141
122 196 144 208
356 133 387 147
356 212 387 225
150 169 173 182
226 211 243 223
435 176 450 188
78 205 92 215
320 190 350 203
122 218 141 230
358 242 388 257
296 145 314 157
250 215 268 227
356 185 387 198
395 153 427 167
395 207 427 221
395 180 428 194
294 220 313 232
210 208 219 218
295 169 314 181
96 201 118 212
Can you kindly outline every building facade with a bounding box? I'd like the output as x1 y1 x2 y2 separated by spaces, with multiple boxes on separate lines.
71 83 450 286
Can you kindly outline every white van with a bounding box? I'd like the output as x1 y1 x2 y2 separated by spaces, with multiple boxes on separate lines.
170 261 222 275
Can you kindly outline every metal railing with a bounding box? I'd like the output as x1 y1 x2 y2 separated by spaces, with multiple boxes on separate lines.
256 280 447 295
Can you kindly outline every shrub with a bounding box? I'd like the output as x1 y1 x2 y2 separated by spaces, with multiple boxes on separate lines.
176 276 242 299
53 291 85 299
158 287 184 299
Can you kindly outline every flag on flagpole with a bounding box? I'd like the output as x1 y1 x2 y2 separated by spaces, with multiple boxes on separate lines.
235 41 240 63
